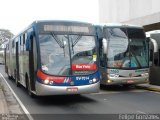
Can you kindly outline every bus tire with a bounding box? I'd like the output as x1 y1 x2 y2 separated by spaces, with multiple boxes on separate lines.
26 76 36 98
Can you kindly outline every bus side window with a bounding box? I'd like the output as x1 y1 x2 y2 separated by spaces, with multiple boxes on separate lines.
12 40 15 54
23 34 25 44
24 33 27 51
20 36 23 53
20 36 22 46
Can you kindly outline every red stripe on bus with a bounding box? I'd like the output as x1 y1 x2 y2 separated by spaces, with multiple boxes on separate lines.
37 70 65 83
72 64 97 71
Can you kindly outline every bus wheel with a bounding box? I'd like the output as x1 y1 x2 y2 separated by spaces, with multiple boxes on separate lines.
27 78 35 98
15 71 20 87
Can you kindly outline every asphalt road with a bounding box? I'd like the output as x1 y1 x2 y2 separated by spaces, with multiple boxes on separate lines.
1 64 160 120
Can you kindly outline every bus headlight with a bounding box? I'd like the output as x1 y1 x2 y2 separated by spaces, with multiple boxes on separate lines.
108 74 119 78
44 79 49 84
93 78 97 83
107 80 113 83
141 73 149 77
89 78 98 84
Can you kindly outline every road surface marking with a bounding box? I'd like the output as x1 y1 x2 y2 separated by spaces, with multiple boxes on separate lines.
149 91 160 95
90 91 120 95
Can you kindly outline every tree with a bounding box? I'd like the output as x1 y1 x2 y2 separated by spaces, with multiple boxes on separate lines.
0 29 14 46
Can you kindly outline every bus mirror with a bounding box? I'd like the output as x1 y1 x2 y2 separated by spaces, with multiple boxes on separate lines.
102 38 108 54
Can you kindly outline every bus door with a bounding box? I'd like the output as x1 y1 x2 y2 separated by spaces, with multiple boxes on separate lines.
29 35 36 91
16 42 20 81
19 36 25 85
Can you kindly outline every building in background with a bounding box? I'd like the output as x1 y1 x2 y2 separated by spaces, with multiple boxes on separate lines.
99 0 160 31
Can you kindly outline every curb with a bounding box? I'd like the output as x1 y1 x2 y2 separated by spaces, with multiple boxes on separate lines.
0 73 32 120
136 84 160 92
0 86 9 114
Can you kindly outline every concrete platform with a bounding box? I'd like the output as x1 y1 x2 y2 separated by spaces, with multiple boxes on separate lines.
0 75 29 120
0 86 9 114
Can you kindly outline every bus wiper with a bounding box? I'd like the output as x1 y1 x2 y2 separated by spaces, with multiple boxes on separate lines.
51 32 64 48
51 32 66 56
72 35 82 47
71 35 82 54
71 38 74 54
64 35 82 54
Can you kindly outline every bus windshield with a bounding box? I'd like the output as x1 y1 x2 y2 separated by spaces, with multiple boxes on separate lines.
39 34 97 76
105 27 148 69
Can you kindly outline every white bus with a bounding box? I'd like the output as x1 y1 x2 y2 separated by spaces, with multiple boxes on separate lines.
96 23 149 86
146 30 160 85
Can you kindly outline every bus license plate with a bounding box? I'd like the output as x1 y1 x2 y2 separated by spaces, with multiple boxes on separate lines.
127 80 134 83
66 88 78 92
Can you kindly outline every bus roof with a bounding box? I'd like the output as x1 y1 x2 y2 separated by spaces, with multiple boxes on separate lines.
146 30 160 37
33 20 93 26
97 23 143 29
11 20 95 40
24 20 94 32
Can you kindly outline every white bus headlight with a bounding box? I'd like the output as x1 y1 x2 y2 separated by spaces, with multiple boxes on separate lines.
44 79 49 84
141 73 149 77
93 78 97 83
107 80 113 83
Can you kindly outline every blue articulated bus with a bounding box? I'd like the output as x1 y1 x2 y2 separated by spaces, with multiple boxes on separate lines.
5 20 100 96
96 23 149 86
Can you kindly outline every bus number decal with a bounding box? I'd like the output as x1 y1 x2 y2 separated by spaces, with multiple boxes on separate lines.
109 69 119 74
76 77 90 80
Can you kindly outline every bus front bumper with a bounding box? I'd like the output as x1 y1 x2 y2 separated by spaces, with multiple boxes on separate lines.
104 76 149 85
35 81 100 96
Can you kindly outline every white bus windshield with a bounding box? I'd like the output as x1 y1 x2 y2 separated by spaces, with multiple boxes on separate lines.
105 27 148 69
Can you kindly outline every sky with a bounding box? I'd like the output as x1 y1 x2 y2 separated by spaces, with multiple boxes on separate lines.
0 0 99 35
